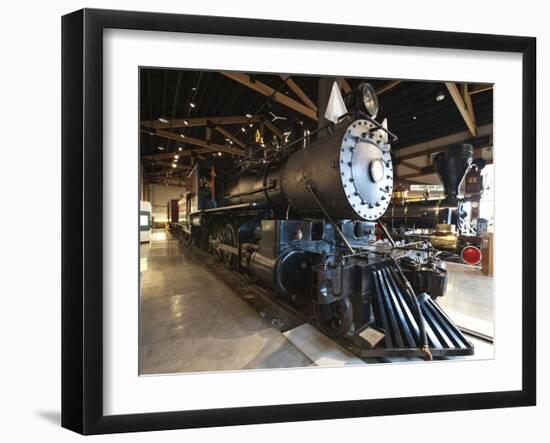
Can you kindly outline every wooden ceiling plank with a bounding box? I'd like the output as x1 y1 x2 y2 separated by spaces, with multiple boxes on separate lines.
221 72 318 121
142 159 191 171
445 82 477 137
142 148 212 161
398 159 423 171
400 159 493 181
396 124 492 160
213 125 247 149
398 143 489 162
461 83 477 128
142 114 262 129
280 75 317 112
376 80 402 95
263 118 284 138
341 79 352 94
468 84 493 95
154 129 245 156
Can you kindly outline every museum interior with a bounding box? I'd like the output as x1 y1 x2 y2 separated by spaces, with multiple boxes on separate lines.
139 69 494 374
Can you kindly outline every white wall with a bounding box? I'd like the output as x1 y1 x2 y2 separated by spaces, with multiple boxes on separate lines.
145 184 185 224
0 1 546 442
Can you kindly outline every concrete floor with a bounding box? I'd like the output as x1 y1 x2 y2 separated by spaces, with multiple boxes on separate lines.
139 230 312 374
140 230 494 374
437 262 494 337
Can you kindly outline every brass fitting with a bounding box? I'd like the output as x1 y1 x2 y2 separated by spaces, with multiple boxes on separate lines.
421 345 433 361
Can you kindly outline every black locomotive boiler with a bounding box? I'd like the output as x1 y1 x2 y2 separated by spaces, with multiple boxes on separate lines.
173 83 473 359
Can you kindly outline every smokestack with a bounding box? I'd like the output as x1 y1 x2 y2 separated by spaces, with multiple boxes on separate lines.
433 143 474 203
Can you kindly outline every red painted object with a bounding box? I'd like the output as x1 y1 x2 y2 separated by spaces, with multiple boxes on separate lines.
461 245 482 265
167 199 179 224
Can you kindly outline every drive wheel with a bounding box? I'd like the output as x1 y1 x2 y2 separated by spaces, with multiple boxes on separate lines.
314 297 353 337
210 225 223 259
221 223 238 269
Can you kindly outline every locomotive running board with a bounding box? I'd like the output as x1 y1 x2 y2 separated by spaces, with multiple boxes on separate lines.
335 266 474 359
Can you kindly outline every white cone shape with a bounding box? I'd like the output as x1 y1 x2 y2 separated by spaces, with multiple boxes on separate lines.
324 81 348 123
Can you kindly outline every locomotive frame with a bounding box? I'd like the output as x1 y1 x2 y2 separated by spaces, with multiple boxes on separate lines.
170 112 473 357
62 8 536 435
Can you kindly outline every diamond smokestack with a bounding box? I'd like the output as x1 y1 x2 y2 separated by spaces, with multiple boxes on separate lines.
433 143 474 203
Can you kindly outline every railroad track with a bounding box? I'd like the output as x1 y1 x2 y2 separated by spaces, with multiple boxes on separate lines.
175 233 492 365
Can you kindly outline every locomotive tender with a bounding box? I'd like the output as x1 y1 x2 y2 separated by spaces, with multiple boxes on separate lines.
173 82 473 358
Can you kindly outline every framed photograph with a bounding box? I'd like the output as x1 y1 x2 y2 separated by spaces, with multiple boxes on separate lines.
61 8 536 435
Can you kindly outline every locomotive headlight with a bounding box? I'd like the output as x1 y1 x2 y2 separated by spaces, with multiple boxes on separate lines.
370 158 385 183
360 83 379 117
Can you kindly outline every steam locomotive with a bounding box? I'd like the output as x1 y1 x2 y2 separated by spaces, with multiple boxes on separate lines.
382 143 485 265
172 82 473 358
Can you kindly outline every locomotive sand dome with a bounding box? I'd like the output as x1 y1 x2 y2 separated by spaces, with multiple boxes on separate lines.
281 119 393 221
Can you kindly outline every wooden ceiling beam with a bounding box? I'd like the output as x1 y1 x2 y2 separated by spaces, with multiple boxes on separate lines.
376 80 402 95
395 124 492 161
396 159 423 171
221 71 318 121
153 129 245 156
280 75 317 112
146 177 187 186
468 84 493 95
461 83 477 129
142 147 212 161
399 159 493 181
263 118 284 138
142 159 191 171
213 125 246 149
445 82 477 136
340 79 352 94
142 114 262 129
398 142 489 163
399 171 433 181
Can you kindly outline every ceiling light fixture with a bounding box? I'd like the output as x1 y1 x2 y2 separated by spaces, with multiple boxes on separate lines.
174 155 179 160
217 152 223 156
245 113 252 118
180 134 185 138
241 127 246 133
178 147 182 151
436 92 446 102
171 163 177 168
157 146 165 151
189 103 196 108
184 120 189 125
158 117 169 123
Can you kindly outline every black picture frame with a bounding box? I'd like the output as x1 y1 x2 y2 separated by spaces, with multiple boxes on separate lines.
61 8 537 435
